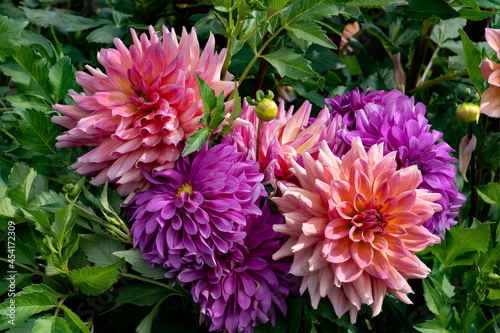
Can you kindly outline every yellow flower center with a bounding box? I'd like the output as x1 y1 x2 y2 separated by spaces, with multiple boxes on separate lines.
176 183 193 198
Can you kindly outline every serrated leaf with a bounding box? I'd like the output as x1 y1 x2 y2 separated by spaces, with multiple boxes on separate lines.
478 245 500 273
68 258 124 296
458 8 497 21
443 224 491 267
61 305 91 333
280 0 341 25
422 280 452 324
32 316 72 333
49 56 76 103
414 320 448 333
208 94 226 130
17 109 62 156
0 292 58 329
476 182 500 206
113 249 168 280
431 18 467 46
5 93 52 112
347 0 407 5
2 46 52 102
363 23 401 54
460 0 480 11
459 29 485 94
286 20 336 50
194 73 217 117
8 165 37 207
86 25 126 44
51 204 75 250
23 7 100 33
0 16 28 62
18 284 64 298
18 30 54 60
79 234 125 267
114 284 171 307
0 186 20 218
182 128 211 156
262 48 317 80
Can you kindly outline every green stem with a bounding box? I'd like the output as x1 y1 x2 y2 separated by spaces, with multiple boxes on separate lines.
1 128 15 140
468 122 477 226
417 46 440 86
53 294 69 327
256 119 262 165
478 309 500 333
407 71 467 94
120 272 182 295
0 257 68 292
462 306 478 333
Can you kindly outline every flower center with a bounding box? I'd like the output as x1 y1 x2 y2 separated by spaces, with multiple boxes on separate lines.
350 208 394 241
176 183 193 198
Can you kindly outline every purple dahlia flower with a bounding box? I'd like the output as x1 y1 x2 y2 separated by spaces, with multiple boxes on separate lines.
178 202 293 333
128 137 266 275
326 89 465 237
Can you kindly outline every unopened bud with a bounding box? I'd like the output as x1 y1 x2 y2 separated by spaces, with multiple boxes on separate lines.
255 98 278 121
456 103 480 123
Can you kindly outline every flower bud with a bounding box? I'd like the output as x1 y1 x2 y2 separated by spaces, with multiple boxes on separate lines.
456 103 480 123
255 98 278 121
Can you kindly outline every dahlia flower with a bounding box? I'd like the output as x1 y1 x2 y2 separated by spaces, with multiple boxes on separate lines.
480 28 499 118
128 138 265 276
272 137 442 323
230 99 345 181
327 89 465 237
178 202 292 333
52 26 234 197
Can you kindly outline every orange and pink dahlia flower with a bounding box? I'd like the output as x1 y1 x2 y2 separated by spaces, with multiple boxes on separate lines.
52 26 233 197
272 137 442 322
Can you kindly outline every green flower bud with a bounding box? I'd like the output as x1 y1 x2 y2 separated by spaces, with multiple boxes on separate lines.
62 183 75 194
456 103 480 124
255 98 278 122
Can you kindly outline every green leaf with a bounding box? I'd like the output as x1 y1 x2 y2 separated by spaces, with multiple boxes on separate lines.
262 48 317 80
86 25 126 44
286 297 304 333
114 284 171 307
459 8 497 21
422 280 452 324
477 245 500 273
18 30 54 60
459 29 485 94
17 109 62 156
51 204 75 251
347 0 408 5
286 20 336 51
280 0 342 25
19 284 63 298
135 297 168 333
441 224 491 267
23 7 100 33
208 95 226 130
113 249 168 280
404 0 459 20
194 73 217 121
341 55 363 76
79 234 125 267
0 186 20 218
32 316 72 333
61 305 92 333
0 16 28 62
414 320 448 333
5 93 52 112
49 56 76 103
363 23 401 54
0 292 58 330
8 165 37 207
476 183 500 206
431 18 467 47
460 0 480 11
2 46 52 103
67 258 124 296
182 127 211 156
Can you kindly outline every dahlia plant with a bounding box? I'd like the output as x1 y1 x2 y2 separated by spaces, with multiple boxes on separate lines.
0 1 498 333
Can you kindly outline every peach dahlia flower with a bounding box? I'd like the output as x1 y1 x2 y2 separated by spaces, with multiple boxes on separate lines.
480 28 499 118
272 137 442 322
52 26 233 197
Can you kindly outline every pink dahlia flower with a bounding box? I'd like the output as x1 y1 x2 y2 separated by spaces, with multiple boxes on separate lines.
272 137 442 323
480 28 499 118
52 26 234 197
230 99 345 182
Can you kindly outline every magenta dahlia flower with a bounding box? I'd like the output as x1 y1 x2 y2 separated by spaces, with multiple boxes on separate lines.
272 137 442 323
128 138 265 276
52 26 234 197
230 99 345 182
178 202 292 333
327 89 465 237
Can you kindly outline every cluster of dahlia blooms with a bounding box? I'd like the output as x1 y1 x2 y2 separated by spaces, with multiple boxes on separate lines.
53 25 464 332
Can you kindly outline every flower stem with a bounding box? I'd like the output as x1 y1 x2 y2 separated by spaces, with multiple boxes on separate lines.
120 272 182 295
478 312 500 333
417 46 440 86
461 305 479 333
468 123 477 226
256 119 262 164
407 71 467 94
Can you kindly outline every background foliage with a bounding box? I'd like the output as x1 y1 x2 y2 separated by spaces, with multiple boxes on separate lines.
0 0 498 332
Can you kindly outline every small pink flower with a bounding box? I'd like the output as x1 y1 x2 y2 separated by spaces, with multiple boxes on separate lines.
230 99 344 182
480 28 500 118
339 22 360 55
52 26 233 198
272 137 442 323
